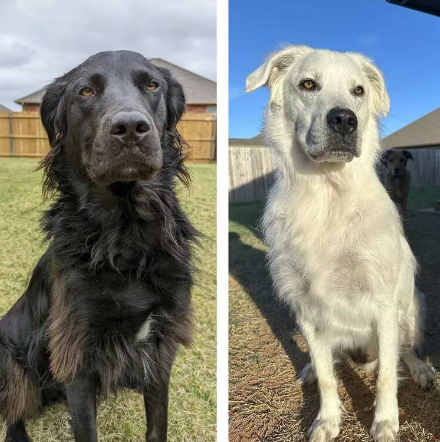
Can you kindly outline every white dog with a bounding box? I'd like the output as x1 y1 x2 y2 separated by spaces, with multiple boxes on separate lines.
246 45 436 442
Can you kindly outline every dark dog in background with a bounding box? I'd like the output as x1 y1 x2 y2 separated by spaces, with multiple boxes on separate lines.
0 51 199 442
382 149 413 218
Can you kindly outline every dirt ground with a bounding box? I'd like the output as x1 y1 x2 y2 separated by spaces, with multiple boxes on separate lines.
229 188 440 442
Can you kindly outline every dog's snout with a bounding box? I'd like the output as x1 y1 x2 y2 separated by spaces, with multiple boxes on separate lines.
327 107 358 135
110 111 150 143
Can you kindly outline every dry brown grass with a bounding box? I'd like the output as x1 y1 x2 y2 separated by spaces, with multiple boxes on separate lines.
229 196 440 442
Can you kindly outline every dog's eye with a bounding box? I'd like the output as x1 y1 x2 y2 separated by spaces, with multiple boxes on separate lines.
300 79 316 91
353 86 364 96
79 87 95 97
146 82 159 91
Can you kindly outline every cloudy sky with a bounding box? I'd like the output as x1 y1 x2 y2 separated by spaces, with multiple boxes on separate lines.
0 0 216 110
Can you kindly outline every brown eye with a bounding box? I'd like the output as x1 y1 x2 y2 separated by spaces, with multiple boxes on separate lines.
146 82 158 91
300 79 316 91
353 86 364 96
79 87 94 96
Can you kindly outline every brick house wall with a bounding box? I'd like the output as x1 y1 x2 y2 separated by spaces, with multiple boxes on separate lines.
23 103 41 112
185 104 217 114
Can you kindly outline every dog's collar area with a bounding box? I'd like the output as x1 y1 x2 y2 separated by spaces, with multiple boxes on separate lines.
107 181 137 197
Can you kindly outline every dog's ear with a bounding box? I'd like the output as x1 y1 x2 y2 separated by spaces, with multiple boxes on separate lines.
349 53 390 117
39 78 69 198
157 67 186 130
156 66 191 186
404 150 414 161
41 80 68 146
380 150 391 166
246 45 313 92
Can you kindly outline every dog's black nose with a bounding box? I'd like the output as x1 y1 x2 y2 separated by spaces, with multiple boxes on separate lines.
110 111 150 143
327 108 358 135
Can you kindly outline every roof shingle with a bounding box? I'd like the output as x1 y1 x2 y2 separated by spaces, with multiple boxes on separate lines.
0 103 12 112
382 107 440 149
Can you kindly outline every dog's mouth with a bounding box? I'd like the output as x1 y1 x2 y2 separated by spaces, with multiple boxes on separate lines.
92 161 161 187
309 148 358 163
391 172 405 178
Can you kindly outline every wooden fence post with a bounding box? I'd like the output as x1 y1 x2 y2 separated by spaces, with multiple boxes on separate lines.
8 113 14 157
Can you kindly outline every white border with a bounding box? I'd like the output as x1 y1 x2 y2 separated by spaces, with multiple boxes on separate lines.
216 0 229 439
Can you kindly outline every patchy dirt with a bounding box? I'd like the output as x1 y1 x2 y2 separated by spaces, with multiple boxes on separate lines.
229 202 440 442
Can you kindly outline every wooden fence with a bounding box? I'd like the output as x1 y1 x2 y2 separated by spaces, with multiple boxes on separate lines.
229 147 275 202
0 112 216 162
229 146 440 202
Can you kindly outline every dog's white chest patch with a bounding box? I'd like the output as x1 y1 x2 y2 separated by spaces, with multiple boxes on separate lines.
136 316 153 342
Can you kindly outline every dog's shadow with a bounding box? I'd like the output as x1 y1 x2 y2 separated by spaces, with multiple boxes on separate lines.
229 224 440 439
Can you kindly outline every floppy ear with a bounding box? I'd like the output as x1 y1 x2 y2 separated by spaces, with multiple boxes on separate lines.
39 79 69 197
349 53 390 117
380 150 391 166
157 67 186 130
156 66 191 186
41 80 68 145
404 150 414 161
246 45 312 92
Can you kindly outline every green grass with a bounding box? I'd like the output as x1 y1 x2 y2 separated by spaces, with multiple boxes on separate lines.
0 158 216 442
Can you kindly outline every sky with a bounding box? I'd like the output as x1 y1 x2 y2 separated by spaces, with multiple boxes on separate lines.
0 0 216 111
229 0 440 139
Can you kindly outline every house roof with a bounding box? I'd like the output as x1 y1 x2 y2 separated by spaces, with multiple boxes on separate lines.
229 133 265 146
0 103 12 112
15 88 47 105
382 106 440 149
15 58 216 106
150 58 216 105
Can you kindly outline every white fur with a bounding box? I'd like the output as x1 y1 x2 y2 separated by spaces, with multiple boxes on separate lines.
247 45 436 442
136 316 153 342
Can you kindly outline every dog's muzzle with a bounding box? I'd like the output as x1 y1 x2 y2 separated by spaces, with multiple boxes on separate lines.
311 107 360 163
88 111 163 186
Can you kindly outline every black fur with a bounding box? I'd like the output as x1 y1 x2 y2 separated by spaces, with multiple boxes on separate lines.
0 51 199 442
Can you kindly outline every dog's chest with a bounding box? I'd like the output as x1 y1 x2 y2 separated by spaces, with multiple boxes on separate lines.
266 190 400 300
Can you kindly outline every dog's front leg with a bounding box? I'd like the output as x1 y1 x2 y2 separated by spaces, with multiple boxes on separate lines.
143 368 171 442
65 374 98 442
300 320 341 441
370 305 399 442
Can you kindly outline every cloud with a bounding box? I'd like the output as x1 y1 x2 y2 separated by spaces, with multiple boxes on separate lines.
0 0 216 110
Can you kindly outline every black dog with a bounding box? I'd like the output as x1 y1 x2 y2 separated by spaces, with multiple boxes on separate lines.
0 51 199 442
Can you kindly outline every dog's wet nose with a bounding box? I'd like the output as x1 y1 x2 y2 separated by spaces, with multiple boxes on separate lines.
110 111 150 143
327 108 358 135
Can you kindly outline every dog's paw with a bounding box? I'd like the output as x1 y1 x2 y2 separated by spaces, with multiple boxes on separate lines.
300 362 317 386
410 361 437 390
307 417 340 442
370 419 398 442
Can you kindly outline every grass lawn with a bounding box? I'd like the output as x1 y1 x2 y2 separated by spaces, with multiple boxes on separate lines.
229 187 440 442
0 158 216 442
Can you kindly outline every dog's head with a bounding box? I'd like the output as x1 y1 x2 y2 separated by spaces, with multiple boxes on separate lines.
246 45 389 167
382 149 413 178
41 50 188 193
